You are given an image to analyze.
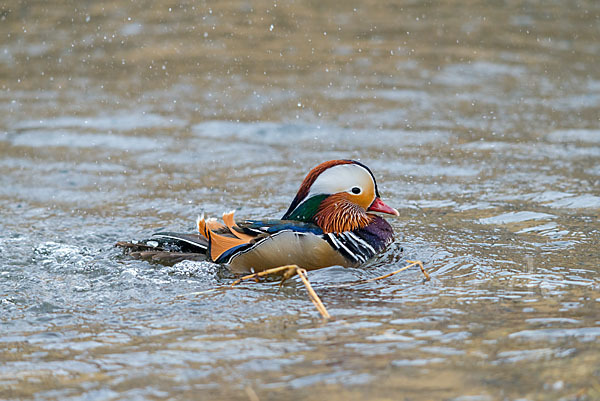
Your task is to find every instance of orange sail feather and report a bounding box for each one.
[197,212,253,262]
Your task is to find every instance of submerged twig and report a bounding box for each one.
[175,287,227,298]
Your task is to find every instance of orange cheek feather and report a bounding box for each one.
[313,193,372,233]
[356,186,375,209]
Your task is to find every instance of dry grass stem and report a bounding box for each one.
[244,385,260,401]
[321,260,430,289]
[231,265,298,286]
[225,261,429,319]
[365,260,430,283]
[295,267,331,319]
[231,264,330,319]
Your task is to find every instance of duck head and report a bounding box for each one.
[282,160,399,233]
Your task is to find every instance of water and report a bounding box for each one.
[1,1,600,400]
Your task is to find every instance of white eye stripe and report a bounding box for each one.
[308,164,373,198]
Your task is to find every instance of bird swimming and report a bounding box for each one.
[117,159,400,274]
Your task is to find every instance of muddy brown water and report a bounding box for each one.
[1,1,599,400]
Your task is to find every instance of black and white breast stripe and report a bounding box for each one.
[325,232,377,264]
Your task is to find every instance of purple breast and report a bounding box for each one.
[355,215,394,252]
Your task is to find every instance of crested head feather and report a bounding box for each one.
[282,159,396,234]
[283,160,354,219]
[283,160,380,220]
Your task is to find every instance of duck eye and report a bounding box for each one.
[351,187,361,194]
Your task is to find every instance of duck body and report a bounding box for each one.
[210,216,393,273]
[119,160,399,273]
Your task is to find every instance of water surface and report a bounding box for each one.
[1,1,599,400]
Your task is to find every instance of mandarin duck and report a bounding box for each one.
[118,160,400,273]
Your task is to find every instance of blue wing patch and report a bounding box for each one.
[241,220,323,235]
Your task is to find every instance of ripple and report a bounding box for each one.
[516,222,558,234]
[392,357,446,366]
[192,121,453,148]
[478,211,554,225]
[525,318,581,325]
[509,327,600,342]
[13,113,186,131]
[546,129,600,143]
[287,370,373,388]
[7,130,166,151]
[545,194,600,209]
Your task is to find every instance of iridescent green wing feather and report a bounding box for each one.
[282,194,328,222]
